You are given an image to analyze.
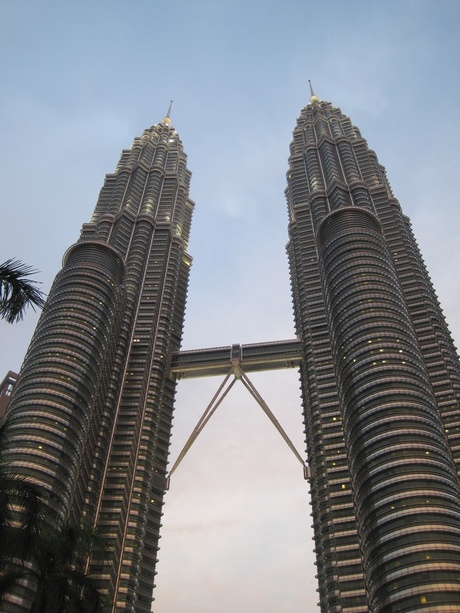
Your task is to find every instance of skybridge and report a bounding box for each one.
[170,338,302,379]
[167,338,309,485]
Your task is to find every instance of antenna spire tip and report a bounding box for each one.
[308,80,319,103]
[162,100,173,125]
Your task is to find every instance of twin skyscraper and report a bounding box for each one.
[5,93,460,612]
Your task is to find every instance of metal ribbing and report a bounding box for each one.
[83,123,194,612]
[318,207,460,612]
[6,243,125,520]
[288,106,370,611]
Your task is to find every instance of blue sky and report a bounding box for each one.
[1,1,460,611]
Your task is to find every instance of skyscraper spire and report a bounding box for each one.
[308,79,319,102]
[162,99,173,125]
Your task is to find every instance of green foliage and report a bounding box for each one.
[0,258,45,323]
[0,420,43,567]
[1,520,112,612]
[0,421,111,612]
[26,520,112,613]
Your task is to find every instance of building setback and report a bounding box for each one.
[4,90,460,613]
[286,91,460,611]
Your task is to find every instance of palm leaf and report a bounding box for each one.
[0,258,45,323]
[0,569,26,598]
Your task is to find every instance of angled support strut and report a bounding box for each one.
[165,361,310,489]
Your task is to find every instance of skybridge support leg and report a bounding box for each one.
[166,368,237,486]
[165,362,309,489]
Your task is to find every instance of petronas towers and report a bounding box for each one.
[5,91,460,612]
[287,92,460,611]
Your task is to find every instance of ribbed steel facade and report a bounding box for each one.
[5,116,194,611]
[286,96,460,612]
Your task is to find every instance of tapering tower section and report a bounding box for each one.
[286,92,460,612]
[5,112,194,612]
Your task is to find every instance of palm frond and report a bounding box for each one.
[0,569,25,598]
[0,419,44,566]
[0,258,46,323]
